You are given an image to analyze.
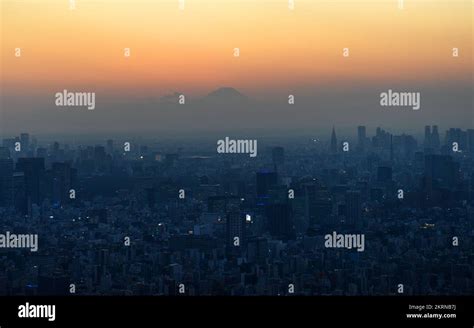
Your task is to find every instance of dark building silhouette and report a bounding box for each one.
[357,126,366,152]
[303,181,332,227]
[330,126,338,153]
[445,128,468,151]
[13,172,27,214]
[372,127,391,148]
[51,162,75,206]
[20,133,30,154]
[0,158,14,207]
[266,202,294,240]
[38,274,69,295]
[424,125,432,149]
[424,155,459,189]
[226,208,246,250]
[0,147,10,159]
[247,237,268,264]
[15,157,45,207]
[345,191,361,226]
[256,171,277,198]
[393,134,417,158]
[431,125,440,150]
[468,129,474,153]
[106,139,114,154]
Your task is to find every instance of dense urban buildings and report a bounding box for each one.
[0,126,472,296]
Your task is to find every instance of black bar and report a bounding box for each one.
[0,296,472,327]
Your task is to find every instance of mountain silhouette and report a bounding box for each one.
[202,87,248,104]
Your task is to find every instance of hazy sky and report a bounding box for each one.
[1,0,472,136]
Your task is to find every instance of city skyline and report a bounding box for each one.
[1,0,472,325]
[0,123,472,296]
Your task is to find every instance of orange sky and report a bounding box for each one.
[1,0,472,97]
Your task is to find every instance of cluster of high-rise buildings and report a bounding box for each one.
[0,126,472,295]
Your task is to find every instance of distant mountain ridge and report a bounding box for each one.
[203,87,248,104]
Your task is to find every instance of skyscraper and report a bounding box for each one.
[51,162,74,206]
[330,126,338,153]
[345,191,361,226]
[265,202,294,240]
[226,208,246,250]
[0,147,10,159]
[16,158,45,206]
[106,139,114,154]
[424,125,432,149]
[0,159,14,207]
[357,126,366,152]
[431,125,440,150]
[13,172,27,214]
[303,181,332,227]
[468,129,474,153]
[424,154,459,189]
[256,171,277,198]
[20,133,30,154]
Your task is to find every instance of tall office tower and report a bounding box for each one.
[247,237,268,264]
[431,126,440,150]
[256,170,278,198]
[2,138,16,152]
[226,208,246,249]
[357,126,366,152]
[424,154,459,189]
[38,274,69,295]
[0,159,14,207]
[445,128,455,146]
[94,146,107,172]
[303,181,332,227]
[460,129,468,151]
[345,191,361,226]
[31,137,38,152]
[445,128,467,151]
[330,126,338,153]
[106,139,114,154]
[468,129,474,153]
[271,146,285,167]
[20,133,30,153]
[0,147,10,159]
[372,127,391,149]
[313,188,332,226]
[265,202,294,240]
[13,172,27,214]
[15,158,45,206]
[52,142,60,156]
[303,182,317,226]
[390,134,393,162]
[51,162,73,206]
[424,126,432,149]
